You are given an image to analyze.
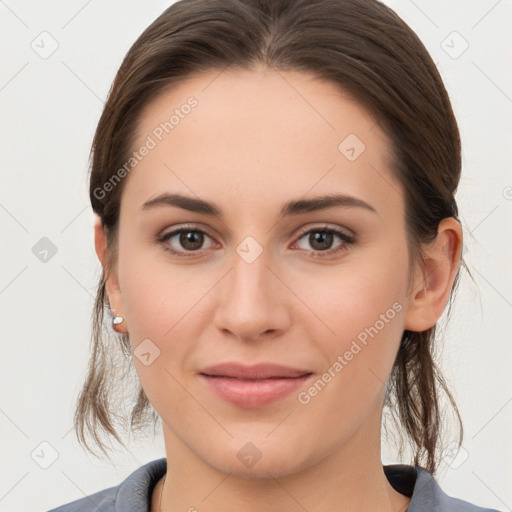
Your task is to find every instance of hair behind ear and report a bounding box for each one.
[384,328,463,474]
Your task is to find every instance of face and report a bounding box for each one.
[106,65,416,478]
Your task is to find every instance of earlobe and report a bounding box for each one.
[404,218,462,332]
[93,216,127,331]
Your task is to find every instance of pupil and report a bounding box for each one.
[180,231,203,250]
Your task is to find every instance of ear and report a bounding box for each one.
[404,217,462,332]
[94,215,127,331]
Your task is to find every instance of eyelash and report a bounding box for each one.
[156,224,355,259]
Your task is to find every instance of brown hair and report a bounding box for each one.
[77,0,467,474]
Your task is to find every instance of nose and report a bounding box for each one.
[213,245,292,342]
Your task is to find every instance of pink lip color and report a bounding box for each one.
[199,374,313,408]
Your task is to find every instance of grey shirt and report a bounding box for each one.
[46,458,501,511]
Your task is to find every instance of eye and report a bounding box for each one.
[158,226,216,257]
[293,226,355,256]
[157,224,355,258]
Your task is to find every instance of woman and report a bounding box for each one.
[47,0,502,510]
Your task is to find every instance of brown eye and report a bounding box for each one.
[294,227,355,256]
[159,227,216,256]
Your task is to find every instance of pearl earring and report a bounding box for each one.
[111,309,127,333]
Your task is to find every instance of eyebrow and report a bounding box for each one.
[141,192,377,218]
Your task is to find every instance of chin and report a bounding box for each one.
[201,435,313,480]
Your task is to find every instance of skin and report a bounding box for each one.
[94,64,462,512]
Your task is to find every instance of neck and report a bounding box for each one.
[154,416,411,512]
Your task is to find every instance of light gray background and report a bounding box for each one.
[1,1,511,511]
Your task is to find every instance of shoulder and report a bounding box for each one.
[46,485,117,512]
[384,464,503,512]
[45,458,167,512]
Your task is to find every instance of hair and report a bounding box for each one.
[76,0,469,474]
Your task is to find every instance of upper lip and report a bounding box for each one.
[199,362,312,379]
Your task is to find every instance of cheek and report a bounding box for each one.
[292,251,408,352]
[116,238,219,407]
[118,232,204,339]
[293,245,408,409]
[294,285,406,448]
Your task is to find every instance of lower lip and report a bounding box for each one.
[199,374,313,408]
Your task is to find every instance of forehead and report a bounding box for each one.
[122,66,403,219]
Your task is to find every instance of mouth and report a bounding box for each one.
[198,362,314,408]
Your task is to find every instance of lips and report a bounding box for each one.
[199,362,312,379]
[198,362,314,408]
